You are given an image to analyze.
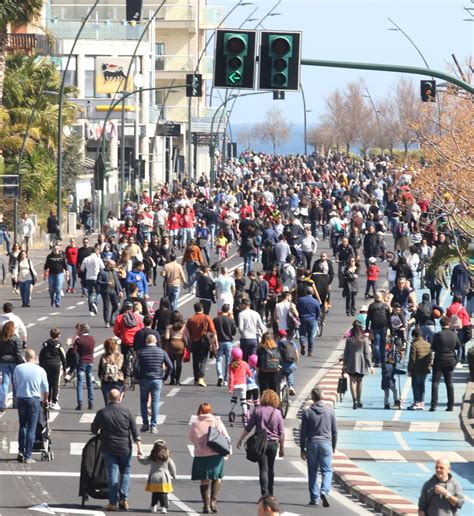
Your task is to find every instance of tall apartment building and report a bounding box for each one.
[43,0,222,210]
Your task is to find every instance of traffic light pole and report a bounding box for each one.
[300,59,474,94]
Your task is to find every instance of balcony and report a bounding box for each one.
[5,33,57,55]
[47,19,143,41]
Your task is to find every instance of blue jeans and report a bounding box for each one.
[216,341,233,382]
[306,441,333,503]
[103,451,132,504]
[167,286,180,312]
[299,319,318,354]
[86,279,100,311]
[0,362,17,408]
[281,362,297,388]
[0,231,11,254]
[140,378,162,427]
[243,255,254,275]
[67,264,77,289]
[17,397,41,459]
[411,373,428,403]
[372,328,387,364]
[185,261,199,287]
[19,280,32,306]
[101,383,123,405]
[76,363,94,406]
[48,272,64,306]
[208,224,216,246]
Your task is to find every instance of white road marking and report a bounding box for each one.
[409,421,440,432]
[66,306,75,310]
[392,376,412,422]
[166,387,180,397]
[425,451,468,463]
[366,450,406,462]
[169,493,199,515]
[76,301,85,305]
[79,411,164,424]
[50,312,60,316]
[394,431,410,451]
[181,377,194,385]
[28,503,105,515]
[27,323,36,328]
[354,420,383,432]
[37,317,48,322]
[135,414,166,425]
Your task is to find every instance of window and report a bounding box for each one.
[155,42,165,71]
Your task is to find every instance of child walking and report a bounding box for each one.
[365,257,380,298]
[228,347,252,425]
[138,439,176,514]
[381,357,402,410]
[245,354,260,418]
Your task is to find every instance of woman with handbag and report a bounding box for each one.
[343,321,374,409]
[13,249,37,307]
[164,311,188,386]
[97,338,124,404]
[189,402,230,513]
[236,389,285,497]
[0,321,24,416]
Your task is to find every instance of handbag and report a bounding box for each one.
[183,346,190,363]
[28,260,36,286]
[245,408,275,463]
[337,373,348,401]
[287,306,300,330]
[207,420,231,456]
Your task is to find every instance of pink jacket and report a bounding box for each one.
[189,414,230,457]
[228,360,252,392]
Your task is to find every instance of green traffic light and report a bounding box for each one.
[227,71,242,85]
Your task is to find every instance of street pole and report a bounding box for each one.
[363,88,383,153]
[301,83,308,155]
[57,0,100,237]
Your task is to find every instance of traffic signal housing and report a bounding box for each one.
[259,31,301,91]
[213,29,257,89]
[186,74,202,97]
[420,80,436,102]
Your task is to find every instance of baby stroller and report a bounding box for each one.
[33,405,53,461]
[79,435,109,507]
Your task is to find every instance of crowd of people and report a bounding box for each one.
[0,151,471,514]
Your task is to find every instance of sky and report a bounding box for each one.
[207,0,473,126]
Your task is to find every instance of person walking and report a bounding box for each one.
[133,315,161,352]
[365,292,392,367]
[77,237,94,296]
[113,301,145,367]
[342,256,359,317]
[238,298,267,362]
[65,238,78,293]
[236,389,285,497]
[0,302,28,349]
[182,239,203,291]
[418,459,465,515]
[343,321,374,410]
[97,338,124,404]
[97,260,123,328]
[186,302,217,387]
[13,349,49,463]
[19,212,35,253]
[299,386,337,507]
[215,267,236,313]
[189,402,230,514]
[195,265,215,315]
[163,312,187,386]
[13,250,37,307]
[296,285,320,357]
[214,303,237,387]
[407,328,432,410]
[43,243,68,308]
[81,243,105,317]
[91,388,143,511]
[429,316,460,412]
[137,334,173,433]
[73,323,95,411]
[38,328,66,411]
[257,334,282,394]
[161,254,187,311]
[138,439,177,514]
[0,321,24,416]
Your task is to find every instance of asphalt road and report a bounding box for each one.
[0,241,378,516]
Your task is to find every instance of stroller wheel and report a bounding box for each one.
[41,451,48,461]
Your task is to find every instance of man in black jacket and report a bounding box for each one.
[43,243,69,308]
[97,260,123,328]
[430,317,460,412]
[365,292,391,366]
[133,315,161,351]
[363,225,379,267]
[91,389,143,511]
[137,335,172,433]
[300,386,337,508]
[196,265,215,315]
[213,303,237,387]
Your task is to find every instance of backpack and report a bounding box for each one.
[281,264,292,282]
[397,222,409,237]
[279,340,296,363]
[122,311,138,328]
[102,360,121,383]
[259,347,280,371]
[449,306,463,330]
[417,302,433,324]
[286,306,300,330]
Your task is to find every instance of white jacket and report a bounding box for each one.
[81,253,105,280]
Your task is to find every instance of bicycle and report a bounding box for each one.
[279,375,290,419]
[318,304,326,337]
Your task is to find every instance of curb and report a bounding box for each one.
[316,361,419,516]
[460,381,474,445]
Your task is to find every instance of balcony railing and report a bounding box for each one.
[47,20,143,40]
[5,33,57,55]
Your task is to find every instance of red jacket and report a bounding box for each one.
[367,264,380,281]
[446,302,470,327]
[65,245,78,266]
[113,312,144,347]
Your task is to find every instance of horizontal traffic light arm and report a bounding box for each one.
[301,58,474,94]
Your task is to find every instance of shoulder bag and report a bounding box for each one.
[207,418,231,456]
[245,408,275,463]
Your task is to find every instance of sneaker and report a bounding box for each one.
[321,494,330,508]
[151,426,159,434]
[429,406,437,412]
[197,378,207,387]
[160,507,167,514]
[384,404,391,409]
[88,404,94,410]
[289,386,296,396]
[141,424,150,432]
[217,377,223,387]
[92,302,98,315]
[50,402,61,411]
[308,500,318,506]
[90,311,96,317]
[300,344,306,356]
[150,506,158,513]
[17,453,24,462]
[0,408,5,417]
[24,458,36,464]
[118,500,129,510]
[105,322,110,328]
[223,380,228,387]
[413,404,424,410]
[104,504,117,511]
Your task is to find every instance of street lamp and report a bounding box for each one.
[363,89,383,153]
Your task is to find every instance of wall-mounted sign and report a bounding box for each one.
[95,57,133,94]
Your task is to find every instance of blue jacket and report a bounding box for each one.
[296,295,321,321]
[138,345,172,380]
[126,270,148,297]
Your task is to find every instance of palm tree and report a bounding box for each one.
[0,0,43,106]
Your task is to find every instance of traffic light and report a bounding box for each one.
[213,29,256,89]
[420,80,436,102]
[126,0,142,21]
[259,31,301,91]
[186,74,202,97]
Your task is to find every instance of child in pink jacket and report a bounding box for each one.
[228,347,252,425]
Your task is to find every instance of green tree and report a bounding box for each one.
[0,0,43,106]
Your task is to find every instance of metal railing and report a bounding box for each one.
[5,33,57,55]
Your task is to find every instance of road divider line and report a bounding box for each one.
[169,494,199,515]
[181,377,194,385]
[166,387,180,397]
[37,316,48,322]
